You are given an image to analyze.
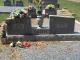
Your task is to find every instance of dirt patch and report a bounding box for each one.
[10,48,21,60]
[32,41,61,50]
[57,9,72,16]
[68,0,80,2]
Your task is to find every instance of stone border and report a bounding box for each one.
[6,34,80,41]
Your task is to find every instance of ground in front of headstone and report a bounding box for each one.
[0,41,80,60]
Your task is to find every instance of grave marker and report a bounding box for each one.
[6,16,32,35]
[41,0,58,9]
[15,1,24,6]
[4,0,12,6]
[49,15,75,34]
[45,8,57,15]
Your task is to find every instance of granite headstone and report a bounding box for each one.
[6,16,32,35]
[15,1,24,6]
[41,0,58,9]
[4,0,12,6]
[49,15,75,34]
[45,8,57,15]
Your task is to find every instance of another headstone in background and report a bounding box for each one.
[49,15,75,34]
[45,8,57,15]
[15,1,24,6]
[4,0,12,6]
[42,0,58,4]
[41,0,58,9]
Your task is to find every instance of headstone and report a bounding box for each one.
[41,0,58,9]
[49,15,75,34]
[4,0,12,6]
[41,0,58,4]
[32,28,49,35]
[45,8,57,15]
[6,16,32,35]
[15,1,24,6]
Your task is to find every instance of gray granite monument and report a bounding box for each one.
[6,16,32,35]
[41,0,58,9]
[45,8,57,15]
[4,0,12,6]
[15,1,24,6]
[49,15,75,34]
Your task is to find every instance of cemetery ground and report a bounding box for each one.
[0,0,80,60]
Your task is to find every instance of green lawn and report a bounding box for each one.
[0,0,3,6]
[0,0,80,22]
[0,13,9,22]
[0,0,9,22]
[59,0,80,20]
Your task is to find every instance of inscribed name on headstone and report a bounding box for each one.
[32,28,49,35]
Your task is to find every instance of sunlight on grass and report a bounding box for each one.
[0,13,9,22]
[59,0,80,20]
[0,0,3,6]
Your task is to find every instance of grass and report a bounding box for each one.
[0,0,9,22]
[0,13,9,22]
[59,0,80,20]
[0,13,9,23]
